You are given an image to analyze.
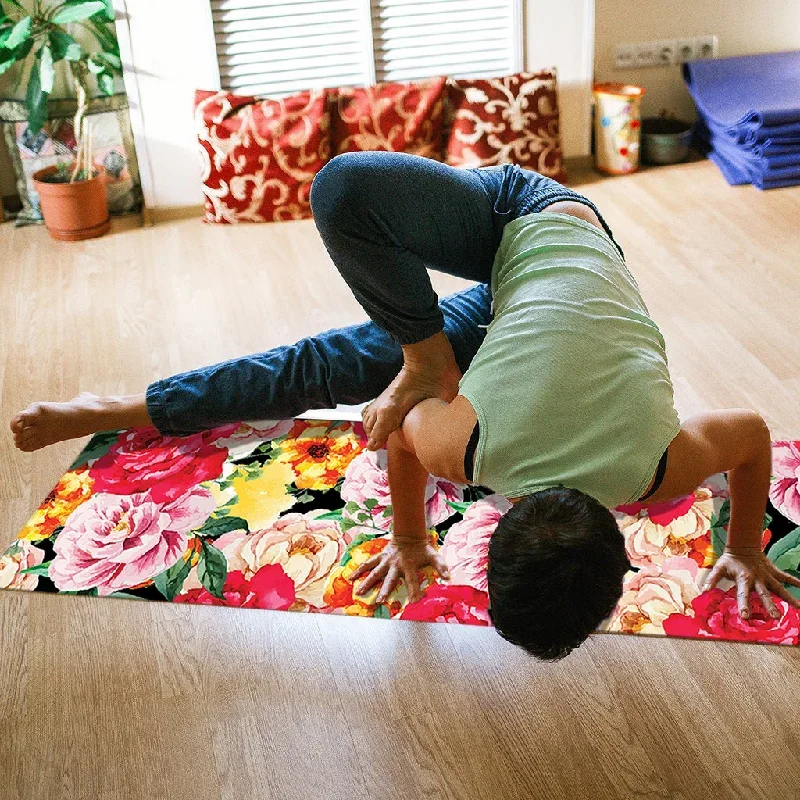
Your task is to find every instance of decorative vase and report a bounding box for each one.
[31,165,110,241]
[592,83,645,175]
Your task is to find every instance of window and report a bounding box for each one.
[211,0,523,96]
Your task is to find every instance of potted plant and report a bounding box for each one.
[0,0,123,239]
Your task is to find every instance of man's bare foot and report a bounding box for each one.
[10,392,151,452]
[362,332,462,451]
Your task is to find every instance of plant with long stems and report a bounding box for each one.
[0,0,122,177]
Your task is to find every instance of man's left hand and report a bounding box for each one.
[704,548,800,619]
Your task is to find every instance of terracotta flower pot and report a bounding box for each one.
[32,165,110,242]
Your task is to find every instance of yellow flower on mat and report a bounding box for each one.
[277,421,363,490]
[209,460,297,530]
[19,469,94,541]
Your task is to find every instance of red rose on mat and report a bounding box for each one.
[90,425,237,503]
[175,565,296,610]
[400,584,491,626]
[663,587,800,645]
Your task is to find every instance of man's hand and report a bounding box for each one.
[361,331,461,451]
[351,538,451,604]
[704,548,800,619]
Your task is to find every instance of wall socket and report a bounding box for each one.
[615,34,718,68]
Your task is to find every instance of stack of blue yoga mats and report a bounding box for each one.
[683,50,800,189]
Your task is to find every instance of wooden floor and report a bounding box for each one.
[1,158,799,800]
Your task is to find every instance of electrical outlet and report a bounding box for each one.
[615,43,636,69]
[676,38,696,62]
[634,41,658,68]
[655,39,677,66]
[695,34,718,59]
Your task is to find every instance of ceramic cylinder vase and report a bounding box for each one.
[593,84,645,175]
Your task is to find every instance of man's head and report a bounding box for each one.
[486,486,630,660]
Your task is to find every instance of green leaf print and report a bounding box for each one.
[153,555,193,601]
[198,541,228,600]
[17,561,53,577]
[194,515,249,539]
[446,500,472,515]
[314,510,344,521]
[767,527,800,573]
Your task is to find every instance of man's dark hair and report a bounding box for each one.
[487,486,631,661]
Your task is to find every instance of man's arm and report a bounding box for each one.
[387,427,430,545]
[654,409,800,617]
[351,417,453,603]
[655,409,771,548]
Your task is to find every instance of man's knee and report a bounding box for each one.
[310,152,378,230]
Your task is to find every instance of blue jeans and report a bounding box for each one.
[146,153,619,435]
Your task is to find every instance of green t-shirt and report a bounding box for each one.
[458,212,681,508]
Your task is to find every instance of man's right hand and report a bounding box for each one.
[351,537,451,604]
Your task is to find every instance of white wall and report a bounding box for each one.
[527,0,595,159]
[594,0,800,122]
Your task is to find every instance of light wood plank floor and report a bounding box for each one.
[1,158,799,800]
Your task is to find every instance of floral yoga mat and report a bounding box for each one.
[2,419,800,646]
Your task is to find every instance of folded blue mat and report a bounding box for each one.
[742,121,800,145]
[708,147,800,189]
[696,119,800,168]
[683,50,800,132]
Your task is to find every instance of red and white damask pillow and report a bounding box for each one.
[444,69,566,181]
[330,76,447,159]
[195,89,330,223]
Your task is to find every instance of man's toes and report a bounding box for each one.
[18,404,44,426]
[10,415,24,434]
[19,437,41,452]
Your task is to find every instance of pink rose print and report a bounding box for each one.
[90,425,237,503]
[663,587,800,645]
[400,584,491,626]
[606,556,700,635]
[175,564,296,609]
[211,511,353,608]
[439,495,512,592]
[616,488,714,568]
[341,449,463,530]
[49,485,215,596]
[0,540,47,591]
[769,440,800,525]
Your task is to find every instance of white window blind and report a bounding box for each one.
[211,0,374,96]
[371,0,521,83]
[212,0,522,96]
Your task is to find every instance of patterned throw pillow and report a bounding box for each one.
[444,70,566,181]
[330,76,447,159]
[195,89,330,223]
